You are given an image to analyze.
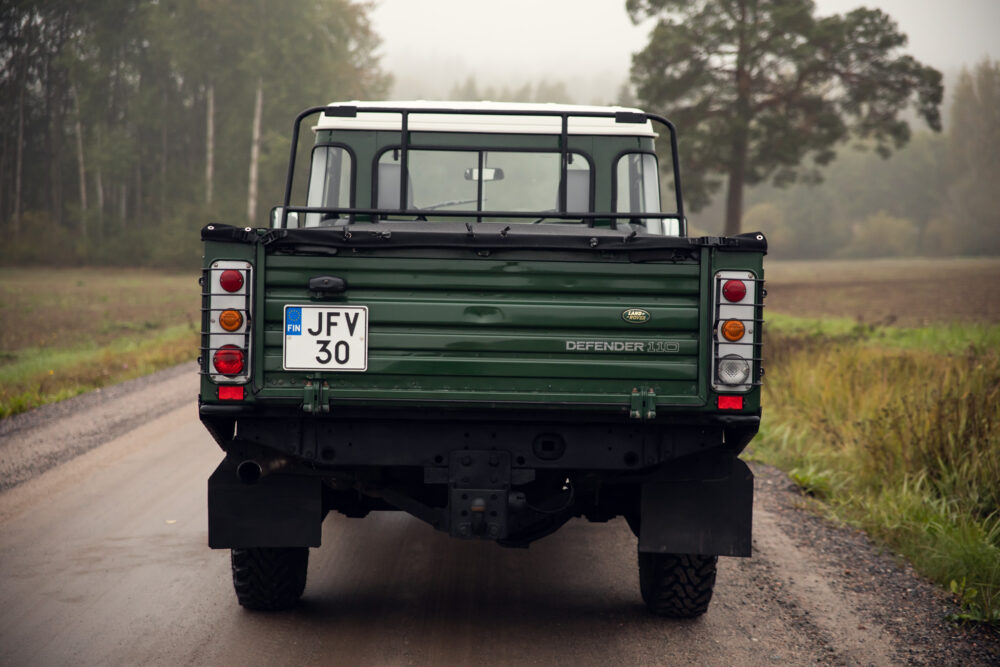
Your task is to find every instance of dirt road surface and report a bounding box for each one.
[0,367,995,665]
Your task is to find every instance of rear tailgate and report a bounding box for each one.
[257,253,707,413]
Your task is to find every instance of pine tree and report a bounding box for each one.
[627,0,943,235]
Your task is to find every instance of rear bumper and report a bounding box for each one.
[199,401,759,471]
[203,404,758,553]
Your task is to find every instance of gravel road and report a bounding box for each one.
[0,366,996,665]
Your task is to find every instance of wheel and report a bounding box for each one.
[638,551,717,618]
[231,547,308,610]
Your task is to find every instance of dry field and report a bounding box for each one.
[0,267,199,417]
[3,258,998,353]
[764,257,1000,326]
[0,267,198,358]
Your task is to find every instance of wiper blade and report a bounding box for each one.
[421,198,482,211]
[531,217,585,225]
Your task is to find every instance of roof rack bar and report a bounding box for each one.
[281,106,328,222]
[281,204,683,221]
[559,114,568,217]
[476,151,484,223]
[399,110,410,223]
[659,112,686,230]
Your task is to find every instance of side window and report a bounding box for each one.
[304,146,352,227]
[615,153,677,235]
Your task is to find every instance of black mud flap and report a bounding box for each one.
[208,461,322,548]
[638,457,753,557]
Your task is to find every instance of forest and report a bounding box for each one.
[0,0,389,267]
[731,60,1000,260]
[0,1,997,267]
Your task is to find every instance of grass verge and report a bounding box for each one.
[751,315,1000,624]
[0,324,198,419]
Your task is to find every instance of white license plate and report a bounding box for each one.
[282,305,368,371]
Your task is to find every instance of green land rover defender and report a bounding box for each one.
[199,102,766,616]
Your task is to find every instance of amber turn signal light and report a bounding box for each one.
[219,309,244,331]
[721,319,746,341]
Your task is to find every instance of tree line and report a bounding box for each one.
[626,0,997,257]
[0,0,389,267]
[2,0,995,266]
[448,77,574,105]
[627,0,943,238]
[694,59,1000,258]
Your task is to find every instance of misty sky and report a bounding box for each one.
[371,0,1000,103]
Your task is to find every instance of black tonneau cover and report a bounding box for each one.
[201,223,767,259]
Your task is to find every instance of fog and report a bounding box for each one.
[372,0,1000,102]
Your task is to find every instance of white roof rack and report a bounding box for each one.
[313,100,657,137]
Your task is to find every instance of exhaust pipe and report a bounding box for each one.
[236,457,288,485]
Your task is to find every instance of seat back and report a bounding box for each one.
[377,163,413,210]
[564,170,590,213]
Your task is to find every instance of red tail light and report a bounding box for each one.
[219,269,244,292]
[213,345,245,375]
[722,279,746,302]
[718,395,743,410]
[218,385,244,400]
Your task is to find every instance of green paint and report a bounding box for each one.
[200,121,765,416]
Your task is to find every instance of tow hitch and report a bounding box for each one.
[449,450,511,539]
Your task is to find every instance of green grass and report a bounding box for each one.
[767,312,1000,353]
[751,319,1000,624]
[0,324,198,418]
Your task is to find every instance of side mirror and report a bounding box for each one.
[464,167,504,182]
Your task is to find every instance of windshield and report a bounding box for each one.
[376,149,591,221]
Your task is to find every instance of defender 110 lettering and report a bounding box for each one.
[198,102,766,617]
[564,340,681,353]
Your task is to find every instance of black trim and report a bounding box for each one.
[559,115,569,214]
[200,401,760,427]
[476,151,484,223]
[692,231,768,253]
[201,224,256,243]
[400,113,409,215]
[201,223,766,256]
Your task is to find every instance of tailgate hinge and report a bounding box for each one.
[302,377,330,413]
[629,386,657,421]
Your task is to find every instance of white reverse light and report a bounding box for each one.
[717,354,751,385]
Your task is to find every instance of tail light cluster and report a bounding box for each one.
[202,261,253,387]
[712,271,762,399]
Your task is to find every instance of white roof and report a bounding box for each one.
[313,100,657,137]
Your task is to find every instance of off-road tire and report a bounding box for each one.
[231,547,308,610]
[638,551,717,618]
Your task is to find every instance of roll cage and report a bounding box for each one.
[276,105,686,234]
